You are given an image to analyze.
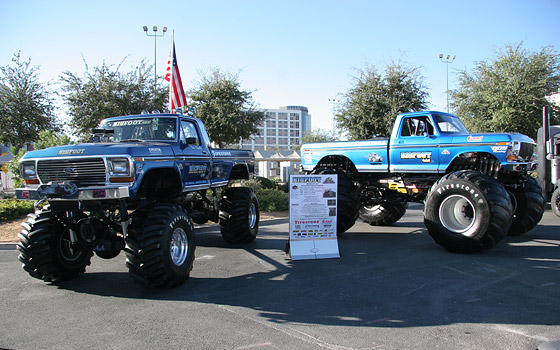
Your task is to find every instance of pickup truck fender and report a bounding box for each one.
[444,151,501,177]
[136,165,182,199]
[308,154,359,177]
[229,162,252,180]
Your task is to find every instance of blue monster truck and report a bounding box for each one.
[15,112,259,287]
[301,111,545,253]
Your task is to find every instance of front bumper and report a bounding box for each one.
[16,182,130,201]
[502,161,537,173]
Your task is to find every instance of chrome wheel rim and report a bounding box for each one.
[439,194,476,236]
[248,202,257,229]
[170,228,189,266]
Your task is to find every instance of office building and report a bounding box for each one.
[240,106,311,151]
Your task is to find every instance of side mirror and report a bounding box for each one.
[182,137,198,146]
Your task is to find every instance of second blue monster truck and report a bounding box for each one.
[301,111,545,253]
[15,112,259,287]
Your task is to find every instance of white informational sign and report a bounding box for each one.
[289,174,340,260]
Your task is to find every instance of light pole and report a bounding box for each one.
[143,26,167,97]
[439,54,456,112]
[328,98,336,137]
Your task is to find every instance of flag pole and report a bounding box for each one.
[168,30,174,112]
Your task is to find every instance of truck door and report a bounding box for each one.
[179,119,211,190]
[389,115,440,173]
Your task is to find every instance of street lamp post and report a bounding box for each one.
[439,54,456,113]
[328,98,336,137]
[143,26,167,97]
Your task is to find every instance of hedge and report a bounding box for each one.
[256,188,289,212]
[0,200,35,222]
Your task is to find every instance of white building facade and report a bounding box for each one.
[240,106,311,151]
[0,144,16,192]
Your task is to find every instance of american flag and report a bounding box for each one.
[164,32,186,111]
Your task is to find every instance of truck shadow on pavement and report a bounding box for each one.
[54,212,560,330]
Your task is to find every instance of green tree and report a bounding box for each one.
[6,130,71,187]
[293,129,337,150]
[451,43,560,139]
[59,59,168,137]
[0,52,57,152]
[188,68,265,148]
[336,61,429,140]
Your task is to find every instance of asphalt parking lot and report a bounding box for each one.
[1,204,559,350]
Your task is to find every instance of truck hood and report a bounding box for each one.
[21,142,176,160]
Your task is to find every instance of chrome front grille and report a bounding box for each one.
[37,158,107,186]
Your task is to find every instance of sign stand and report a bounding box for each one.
[288,174,340,260]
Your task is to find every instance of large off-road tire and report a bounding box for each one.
[507,176,545,235]
[552,187,560,218]
[311,168,360,236]
[17,208,93,282]
[424,170,513,253]
[359,202,408,226]
[125,203,196,288]
[219,187,260,243]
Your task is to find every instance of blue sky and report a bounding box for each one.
[1,0,559,134]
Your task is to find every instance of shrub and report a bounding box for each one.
[256,188,289,212]
[238,176,277,191]
[256,176,276,189]
[0,200,34,221]
[275,181,289,193]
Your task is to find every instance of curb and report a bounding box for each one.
[0,243,17,251]
[0,217,290,251]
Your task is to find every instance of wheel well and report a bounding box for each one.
[446,152,501,178]
[229,164,250,180]
[138,168,182,199]
[314,155,358,177]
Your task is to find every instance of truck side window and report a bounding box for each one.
[401,117,434,137]
[180,120,200,145]
[401,119,413,136]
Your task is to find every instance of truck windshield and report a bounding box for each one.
[98,117,177,142]
[433,114,469,134]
